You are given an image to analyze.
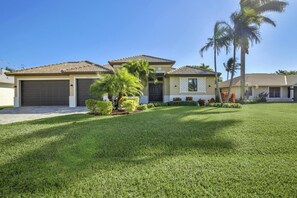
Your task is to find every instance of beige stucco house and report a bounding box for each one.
[220,73,297,102]
[6,55,217,107]
[0,69,14,106]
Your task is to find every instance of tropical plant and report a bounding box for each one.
[223,58,239,80]
[235,0,288,99]
[90,68,143,109]
[200,21,231,103]
[122,60,156,86]
[276,70,297,75]
[196,63,214,71]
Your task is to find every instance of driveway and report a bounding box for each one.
[0,106,88,124]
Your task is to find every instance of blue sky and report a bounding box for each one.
[0,0,296,80]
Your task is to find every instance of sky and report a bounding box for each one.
[0,0,296,80]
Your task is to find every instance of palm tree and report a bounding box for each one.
[236,0,288,99]
[122,60,156,86]
[198,63,213,71]
[90,68,143,109]
[224,58,240,80]
[200,21,231,103]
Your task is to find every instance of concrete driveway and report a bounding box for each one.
[0,106,88,124]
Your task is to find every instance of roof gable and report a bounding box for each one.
[167,66,217,76]
[108,55,176,65]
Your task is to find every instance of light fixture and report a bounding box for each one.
[174,85,177,88]
[70,84,73,87]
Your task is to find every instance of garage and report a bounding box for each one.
[21,80,69,106]
[76,79,96,106]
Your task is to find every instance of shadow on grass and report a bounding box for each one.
[0,107,241,196]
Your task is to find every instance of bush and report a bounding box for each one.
[240,100,257,104]
[208,98,216,104]
[97,101,113,115]
[147,103,155,108]
[137,104,148,111]
[153,102,168,107]
[198,99,206,106]
[186,97,193,101]
[85,99,99,114]
[208,102,242,108]
[122,100,138,112]
[256,92,268,102]
[167,101,197,106]
[119,97,139,107]
[173,97,182,101]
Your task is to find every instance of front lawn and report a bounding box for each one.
[1,104,297,197]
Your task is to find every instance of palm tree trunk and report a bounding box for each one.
[227,72,229,81]
[214,45,223,103]
[240,47,246,100]
[227,40,236,101]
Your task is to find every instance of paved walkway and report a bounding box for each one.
[0,106,88,124]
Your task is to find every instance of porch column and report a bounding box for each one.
[290,86,294,100]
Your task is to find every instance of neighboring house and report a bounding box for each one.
[220,73,297,102]
[0,69,14,106]
[6,55,216,107]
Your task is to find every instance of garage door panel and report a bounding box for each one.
[77,79,96,106]
[21,80,69,106]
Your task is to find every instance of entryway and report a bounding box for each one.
[294,87,297,101]
[149,83,163,102]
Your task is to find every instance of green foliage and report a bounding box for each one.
[122,60,156,86]
[173,97,182,101]
[209,102,242,108]
[167,101,198,106]
[190,64,213,72]
[239,100,257,104]
[85,99,99,114]
[147,103,155,108]
[119,97,139,107]
[256,92,268,103]
[198,99,206,106]
[137,104,148,111]
[153,102,168,107]
[96,101,113,115]
[90,68,143,109]
[276,70,297,75]
[121,100,137,112]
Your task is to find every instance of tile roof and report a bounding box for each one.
[6,61,111,76]
[108,55,176,65]
[167,66,217,76]
[220,74,297,88]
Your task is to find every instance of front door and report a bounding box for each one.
[149,83,163,102]
[294,87,297,101]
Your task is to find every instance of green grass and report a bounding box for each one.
[1,104,297,197]
[0,106,13,110]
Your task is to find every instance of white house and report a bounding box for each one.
[0,69,14,106]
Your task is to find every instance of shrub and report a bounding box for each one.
[229,93,236,103]
[167,101,197,106]
[121,100,137,112]
[119,97,139,107]
[222,103,242,108]
[240,100,257,104]
[153,102,168,107]
[137,104,148,111]
[208,98,216,104]
[97,101,113,115]
[208,103,223,107]
[147,103,155,108]
[256,92,268,102]
[198,99,206,106]
[85,99,99,114]
[186,97,193,101]
[173,97,182,101]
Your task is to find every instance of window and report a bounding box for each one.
[188,78,198,92]
[269,87,280,98]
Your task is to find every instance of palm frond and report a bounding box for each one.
[257,1,288,13]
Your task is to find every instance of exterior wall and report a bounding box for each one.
[167,76,215,102]
[221,87,241,99]
[14,74,101,107]
[0,83,14,106]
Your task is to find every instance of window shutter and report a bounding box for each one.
[197,77,206,93]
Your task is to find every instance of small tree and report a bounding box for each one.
[90,68,143,110]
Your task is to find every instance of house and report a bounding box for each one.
[0,69,14,106]
[6,55,217,107]
[220,73,297,102]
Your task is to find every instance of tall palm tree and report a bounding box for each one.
[200,21,230,103]
[224,58,240,81]
[122,60,156,86]
[236,0,288,99]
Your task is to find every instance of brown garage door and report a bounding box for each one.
[21,80,69,106]
[77,79,96,106]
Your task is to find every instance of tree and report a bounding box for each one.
[276,70,297,75]
[90,68,143,109]
[236,0,288,99]
[4,66,15,72]
[122,60,156,86]
[223,58,240,80]
[200,21,231,103]
[197,63,214,71]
